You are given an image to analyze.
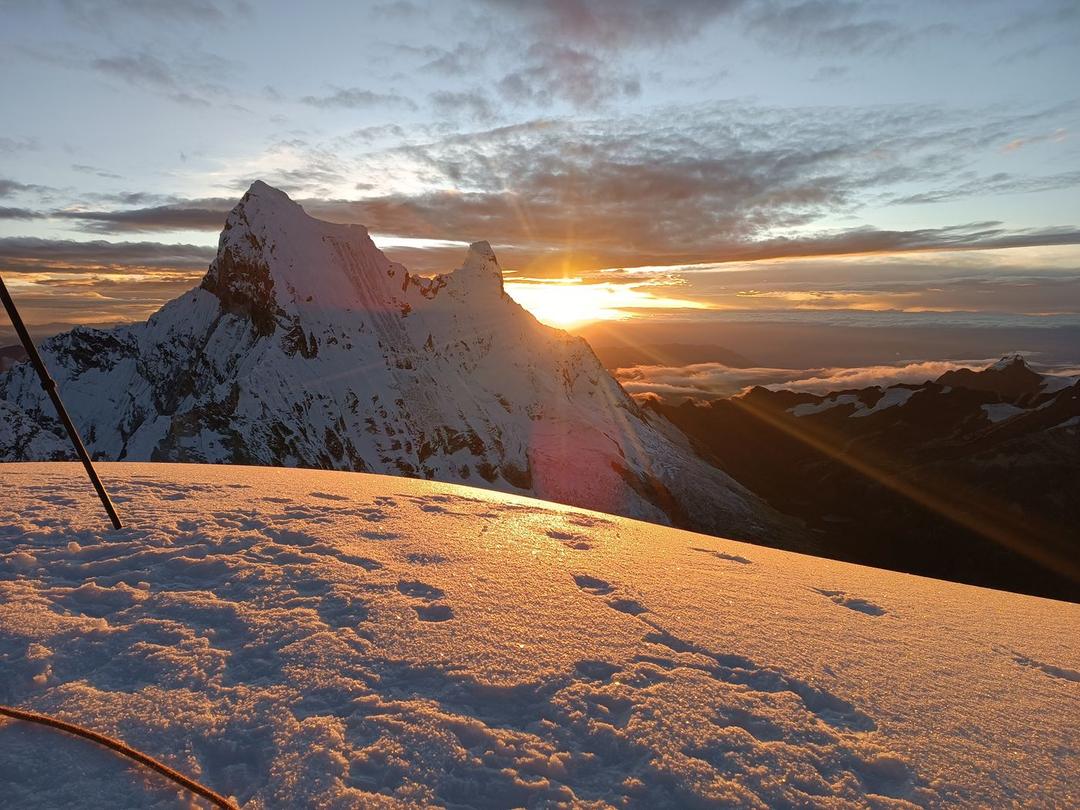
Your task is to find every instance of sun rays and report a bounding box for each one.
[504,277,709,328]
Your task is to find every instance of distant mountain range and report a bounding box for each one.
[0,181,786,544]
[648,354,1080,600]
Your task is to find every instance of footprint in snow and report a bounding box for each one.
[572,574,648,615]
[607,597,649,616]
[573,574,614,595]
[360,529,400,541]
[398,579,455,622]
[812,588,886,616]
[547,529,592,550]
[413,603,454,622]
[405,552,448,566]
[1010,652,1080,683]
[310,491,350,502]
[575,660,621,681]
[397,580,444,600]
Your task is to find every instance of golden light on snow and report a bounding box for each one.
[504,278,709,328]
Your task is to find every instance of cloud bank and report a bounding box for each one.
[615,359,999,401]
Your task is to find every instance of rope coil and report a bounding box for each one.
[0,704,238,809]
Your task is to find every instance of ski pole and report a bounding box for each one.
[0,274,122,530]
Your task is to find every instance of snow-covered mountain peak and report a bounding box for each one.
[452,239,505,294]
[201,181,402,332]
[0,182,786,542]
[462,240,498,271]
[245,178,303,210]
[991,352,1030,371]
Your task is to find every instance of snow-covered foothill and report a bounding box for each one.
[1,462,1077,808]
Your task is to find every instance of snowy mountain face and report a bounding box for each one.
[2,463,1077,808]
[649,355,1080,600]
[0,182,782,542]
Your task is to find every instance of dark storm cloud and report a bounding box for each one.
[0,237,215,273]
[300,87,418,111]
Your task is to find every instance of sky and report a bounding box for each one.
[1,0,1079,338]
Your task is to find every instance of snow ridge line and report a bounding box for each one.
[0,704,238,809]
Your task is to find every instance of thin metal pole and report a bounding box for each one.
[0,274,122,529]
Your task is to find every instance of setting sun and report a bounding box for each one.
[504,278,709,328]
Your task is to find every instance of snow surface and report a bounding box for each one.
[1,462,1078,809]
[1042,373,1080,393]
[850,387,915,419]
[789,394,862,417]
[981,403,1026,423]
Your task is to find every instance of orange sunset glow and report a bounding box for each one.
[1,2,1077,808]
[504,277,710,327]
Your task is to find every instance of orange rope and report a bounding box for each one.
[0,704,238,809]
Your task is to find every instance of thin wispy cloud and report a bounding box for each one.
[429,90,498,123]
[58,0,252,27]
[300,87,418,111]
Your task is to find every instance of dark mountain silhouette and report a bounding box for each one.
[648,355,1080,601]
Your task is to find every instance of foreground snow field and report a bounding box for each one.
[0,463,1077,808]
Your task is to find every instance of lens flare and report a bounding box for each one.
[505,278,708,328]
